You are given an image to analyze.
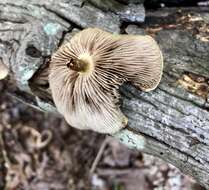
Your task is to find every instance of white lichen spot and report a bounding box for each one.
[113,129,145,150]
[43,23,61,36]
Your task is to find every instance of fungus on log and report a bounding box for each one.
[0,0,209,188]
[49,28,163,133]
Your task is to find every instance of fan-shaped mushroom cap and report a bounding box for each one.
[112,35,163,92]
[0,62,9,80]
[49,28,163,134]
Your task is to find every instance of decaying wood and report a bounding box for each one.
[0,0,209,188]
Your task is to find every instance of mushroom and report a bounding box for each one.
[49,28,163,134]
[0,62,9,80]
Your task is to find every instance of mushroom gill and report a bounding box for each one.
[49,28,163,134]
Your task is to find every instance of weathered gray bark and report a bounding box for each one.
[1,0,209,188]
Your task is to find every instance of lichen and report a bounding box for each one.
[43,23,61,36]
[113,129,146,150]
[28,5,42,18]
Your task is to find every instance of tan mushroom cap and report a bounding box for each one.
[49,28,163,134]
[112,35,163,92]
[0,62,9,80]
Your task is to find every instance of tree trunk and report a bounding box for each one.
[1,0,209,188]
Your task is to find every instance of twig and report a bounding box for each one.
[90,136,110,175]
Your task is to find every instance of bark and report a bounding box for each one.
[0,0,209,188]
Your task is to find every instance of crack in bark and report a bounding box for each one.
[159,87,209,117]
[127,126,209,170]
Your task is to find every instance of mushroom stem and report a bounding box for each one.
[68,53,94,74]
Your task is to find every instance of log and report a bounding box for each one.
[1,0,209,188]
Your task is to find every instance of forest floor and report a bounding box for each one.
[0,80,205,190]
